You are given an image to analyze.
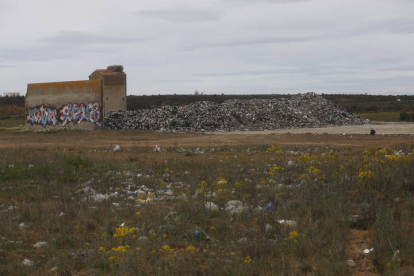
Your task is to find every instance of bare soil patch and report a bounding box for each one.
[1,123,413,150]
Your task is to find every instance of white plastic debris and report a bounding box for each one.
[138,236,148,242]
[277,220,297,226]
[287,161,295,167]
[51,267,58,271]
[205,202,219,211]
[59,212,65,217]
[19,222,26,229]
[237,238,248,245]
[154,145,161,152]
[86,194,109,202]
[113,145,121,152]
[254,206,263,214]
[363,248,374,254]
[28,164,34,169]
[346,259,356,267]
[112,202,120,207]
[265,224,272,232]
[23,259,35,266]
[225,200,245,215]
[34,242,47,248]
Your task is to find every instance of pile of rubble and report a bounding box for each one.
[105,93,369,132]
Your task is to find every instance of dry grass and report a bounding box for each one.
[1,131,414,275]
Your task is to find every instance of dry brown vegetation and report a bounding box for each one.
[1,129,414,275]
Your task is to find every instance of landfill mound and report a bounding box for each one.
[105,92,368,132]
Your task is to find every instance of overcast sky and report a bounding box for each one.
[1,0,414,95]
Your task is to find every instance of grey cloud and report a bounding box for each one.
[1,46,84,62]
[42,31,140,46]
[152,79,202,83]
[193,67,359,78]
[184,35,323,50]
[193,69,286,77]
[382,18,414,34]
[0,64,14,68]
[379,66,414,72]
[133,8,223,22]
[185,16,414,51]
[0,30,148,62]
[225,0,310,3]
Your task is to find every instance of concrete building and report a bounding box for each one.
[25,65,127,130]
[89,65,127,114]
[4,92,20,97]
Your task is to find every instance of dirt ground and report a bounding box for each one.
[1,123,413,150]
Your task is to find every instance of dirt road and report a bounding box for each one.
[211,122,414,135]
[1,122,413,150]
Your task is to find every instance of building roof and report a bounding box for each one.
[95,69,124,75]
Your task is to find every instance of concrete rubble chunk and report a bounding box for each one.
[104,93,368,132]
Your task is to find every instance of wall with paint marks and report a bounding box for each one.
[25,80,103,130]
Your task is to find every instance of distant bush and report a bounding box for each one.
[399,111,413,121]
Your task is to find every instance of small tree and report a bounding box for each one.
[194,91,199,96]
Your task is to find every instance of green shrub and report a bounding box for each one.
[399,111,412,121]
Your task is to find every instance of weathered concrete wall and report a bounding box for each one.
[25,80,103,131]
[89,72,127,114]
[103,74,127,114]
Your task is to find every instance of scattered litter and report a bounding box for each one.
[237,238,248,245]
[392,250,401,262]
[23,259,35,266]
[59,212,65,217]
[205,202,219,211]
[346,259,356,267]
[138,236,148,242]
[254,206,263,213]
[28,164,34,169]
[34,242,47,248]
[363,248,374,254]
[7,240,23,244]
[51,267,58,271]
[19,222,26,229]
[277,220,297,226]
[263,202,276,213]
[113,145,121,152]
[225,200,245,215]
[265,224,273,232]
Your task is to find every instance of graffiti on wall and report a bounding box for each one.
[26,105,59,127]
[26,102,102,127]
[60,102,102,127]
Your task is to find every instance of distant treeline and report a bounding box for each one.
[1,94,414,114]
